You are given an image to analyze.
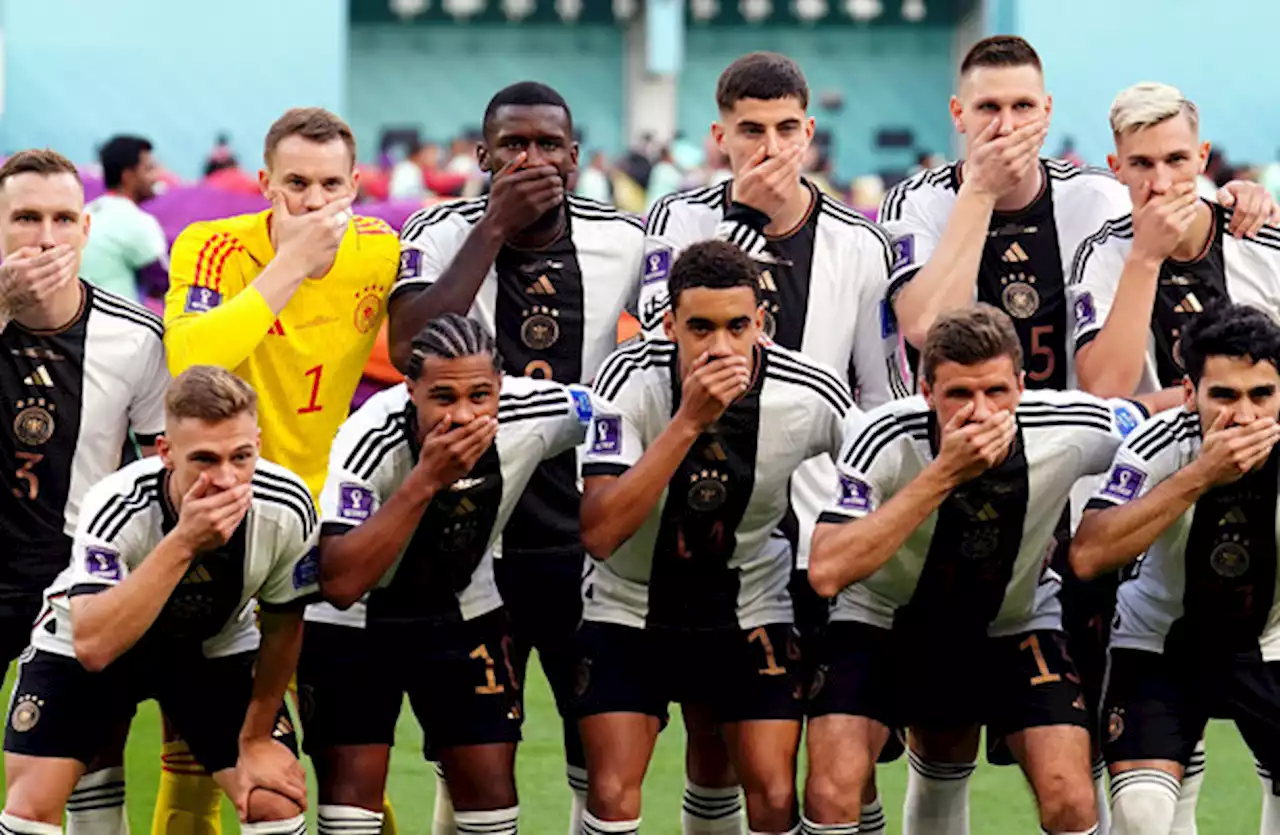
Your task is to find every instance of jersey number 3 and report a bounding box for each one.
[12,452,42,500]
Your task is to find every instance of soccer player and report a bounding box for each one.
[0,148,170,835]
[393,82,643,831]
[635,52,905,834]
[805,304,1152,835]
[163,107,400,835]
[879,37,1276,828]
[300,313,596,835]
[1071,82,1280,411]
[1,365,316,835]
[576,240,852,835]
[80,135,168,302]
[1069,303,1280,835]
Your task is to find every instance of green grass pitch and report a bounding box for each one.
[0,660,1265,833]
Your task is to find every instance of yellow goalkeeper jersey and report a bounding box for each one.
[164,210,399,500]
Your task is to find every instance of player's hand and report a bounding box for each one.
[675,352,751,432]
[270,191,354,277]
[414,414,498,494]
[0,245,78,318]
[934,402,1017,484]
[231,737,307,820]
[962,116,1048,200]
[731,145,805,221]
[172,473,253,554]
[1131,181,1199,263]
[1218,180,1280,239]
[1190,409,1280,487]
[484,152,565,238]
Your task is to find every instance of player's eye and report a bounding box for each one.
[470,391,491,403]
[539,139,561,150]
[288,178,306,188]
[13,213,37,222]
[323,180,343,190]
[434,394,457,405]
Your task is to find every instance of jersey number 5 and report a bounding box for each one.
[298,365,324,414]
[12,452,43,500]
[1028,326,1056,383]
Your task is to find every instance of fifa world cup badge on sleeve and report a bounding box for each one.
[591,415,621,455]
[293,547,320,590]
[1113,404,1140,437]
[338,483,373,521]
[398,249,422,281]
[570,388,594,425]
[838,474,873,513]
[891,235,914,273]
[1074,291,1097,329]
[643,249,671,285]
[1101,464,1146,502]
[85,546,123,581]
[184,286,221,314]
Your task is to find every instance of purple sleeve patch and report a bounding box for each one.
[398,248,423,281]
[838,474,874,512]
[1101,464,1146,502]
[591,415,621,454]
[338,483,373,521]
[1075,291,1097,329]
[292,547,320,590]
[643,249,672,285]
[183,285,221,314]
[891,234,915,272]
[84,546,122,581]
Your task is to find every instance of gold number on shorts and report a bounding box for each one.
[470,643,506,694]
[747,627,787,676]
[1019,633,1061,686]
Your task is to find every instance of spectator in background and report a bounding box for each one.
[80,135,168,302]
[387,140,437,200]
[645,145,682,211]
[576,150,613,204]
[202,155,260,196]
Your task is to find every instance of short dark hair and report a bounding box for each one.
[263,107,356,168]
[1181,302,1280,385]
[406,313,503,380]
[99,135,153,190]
[0,149,82,190]
[716,52,809,112]
[921,304,1024,384]
[959,35,1043,76]
[482,82,572,140]
[668,240,762,310]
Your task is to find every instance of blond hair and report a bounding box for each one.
[921,304,1023,384]
[166,366,258,423]
[263,107,356,168]
[1109,82,1199,138]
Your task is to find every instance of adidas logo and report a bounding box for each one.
[1221,507,1248,525]
[525,275,556,296]
[1001,243,1030,263]
[22,365,53,387]
[181,565,213,585]
[1173,293,1203,314]
[267,319,287,336]
[453,497,476,516]
[975,503,999,522]
[704,442,727,462]
[758,270,778,292]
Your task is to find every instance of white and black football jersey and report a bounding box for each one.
[1090,408,1280,660]
[822,391,1146,636]
[0,283,169,614]
[581,340,851,631]
[1069,204,1280,393]
[309,377,595,629]
[881,159,1131,389]
[33,456,319,660]
[637,180,907,568]
[396,196,643,562]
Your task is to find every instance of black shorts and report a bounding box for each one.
[4,648,297,772]
[1103,647,1280,791]
[1056,525,1119,728]
[0,607,40,688]
[297,608,522,755]
[572,620,804,724]
[808,622,1089,761]
[494,548,584,720]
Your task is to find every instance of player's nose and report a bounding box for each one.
[37,219,57,249]
[969,394,992,422]
[1151,168,1174,195]
[304,186,327,211]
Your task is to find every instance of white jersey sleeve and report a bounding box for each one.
[318,416,396,534]
[256,470,322,608]
[66,477,149,596]
[637,186,728,339]
[582,343,668,474]
[849,227,905,408]
[1087,408,1192,509]
[128,331,170,439]
[393,199,487,302]
[1068,215,1135,355]
[820,403,917,523]
[498,377,597,459]
[878,167,951,298]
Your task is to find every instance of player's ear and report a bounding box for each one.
[81,210,91,242]
[257,168,271,198]
[155,435,173,469]
[476,141,491,174]
[804,116,816,142]
[711,122,726,151]
[1183,376,1197,411]
[1197,141,1212,175]
[350,167,361,191]
[949,95,964,132]
[570,141,581,170]
[1044,93,1053,120]
[920,378,935,409]
[663,308,676,342]
[1107,152,1121,176]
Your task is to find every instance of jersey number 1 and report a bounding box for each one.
[298,365,324,414]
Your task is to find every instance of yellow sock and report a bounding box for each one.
[380,794,398,835]
[151,736,223,835]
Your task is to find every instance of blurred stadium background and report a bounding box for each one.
[0,0,1276,830]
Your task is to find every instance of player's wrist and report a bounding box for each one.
[406,465,444,502]
[162,527,202,561]
[669,410,709,441]
[476,209,515,243]
[1127,244,1166,271]
[958,178,1000,206]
